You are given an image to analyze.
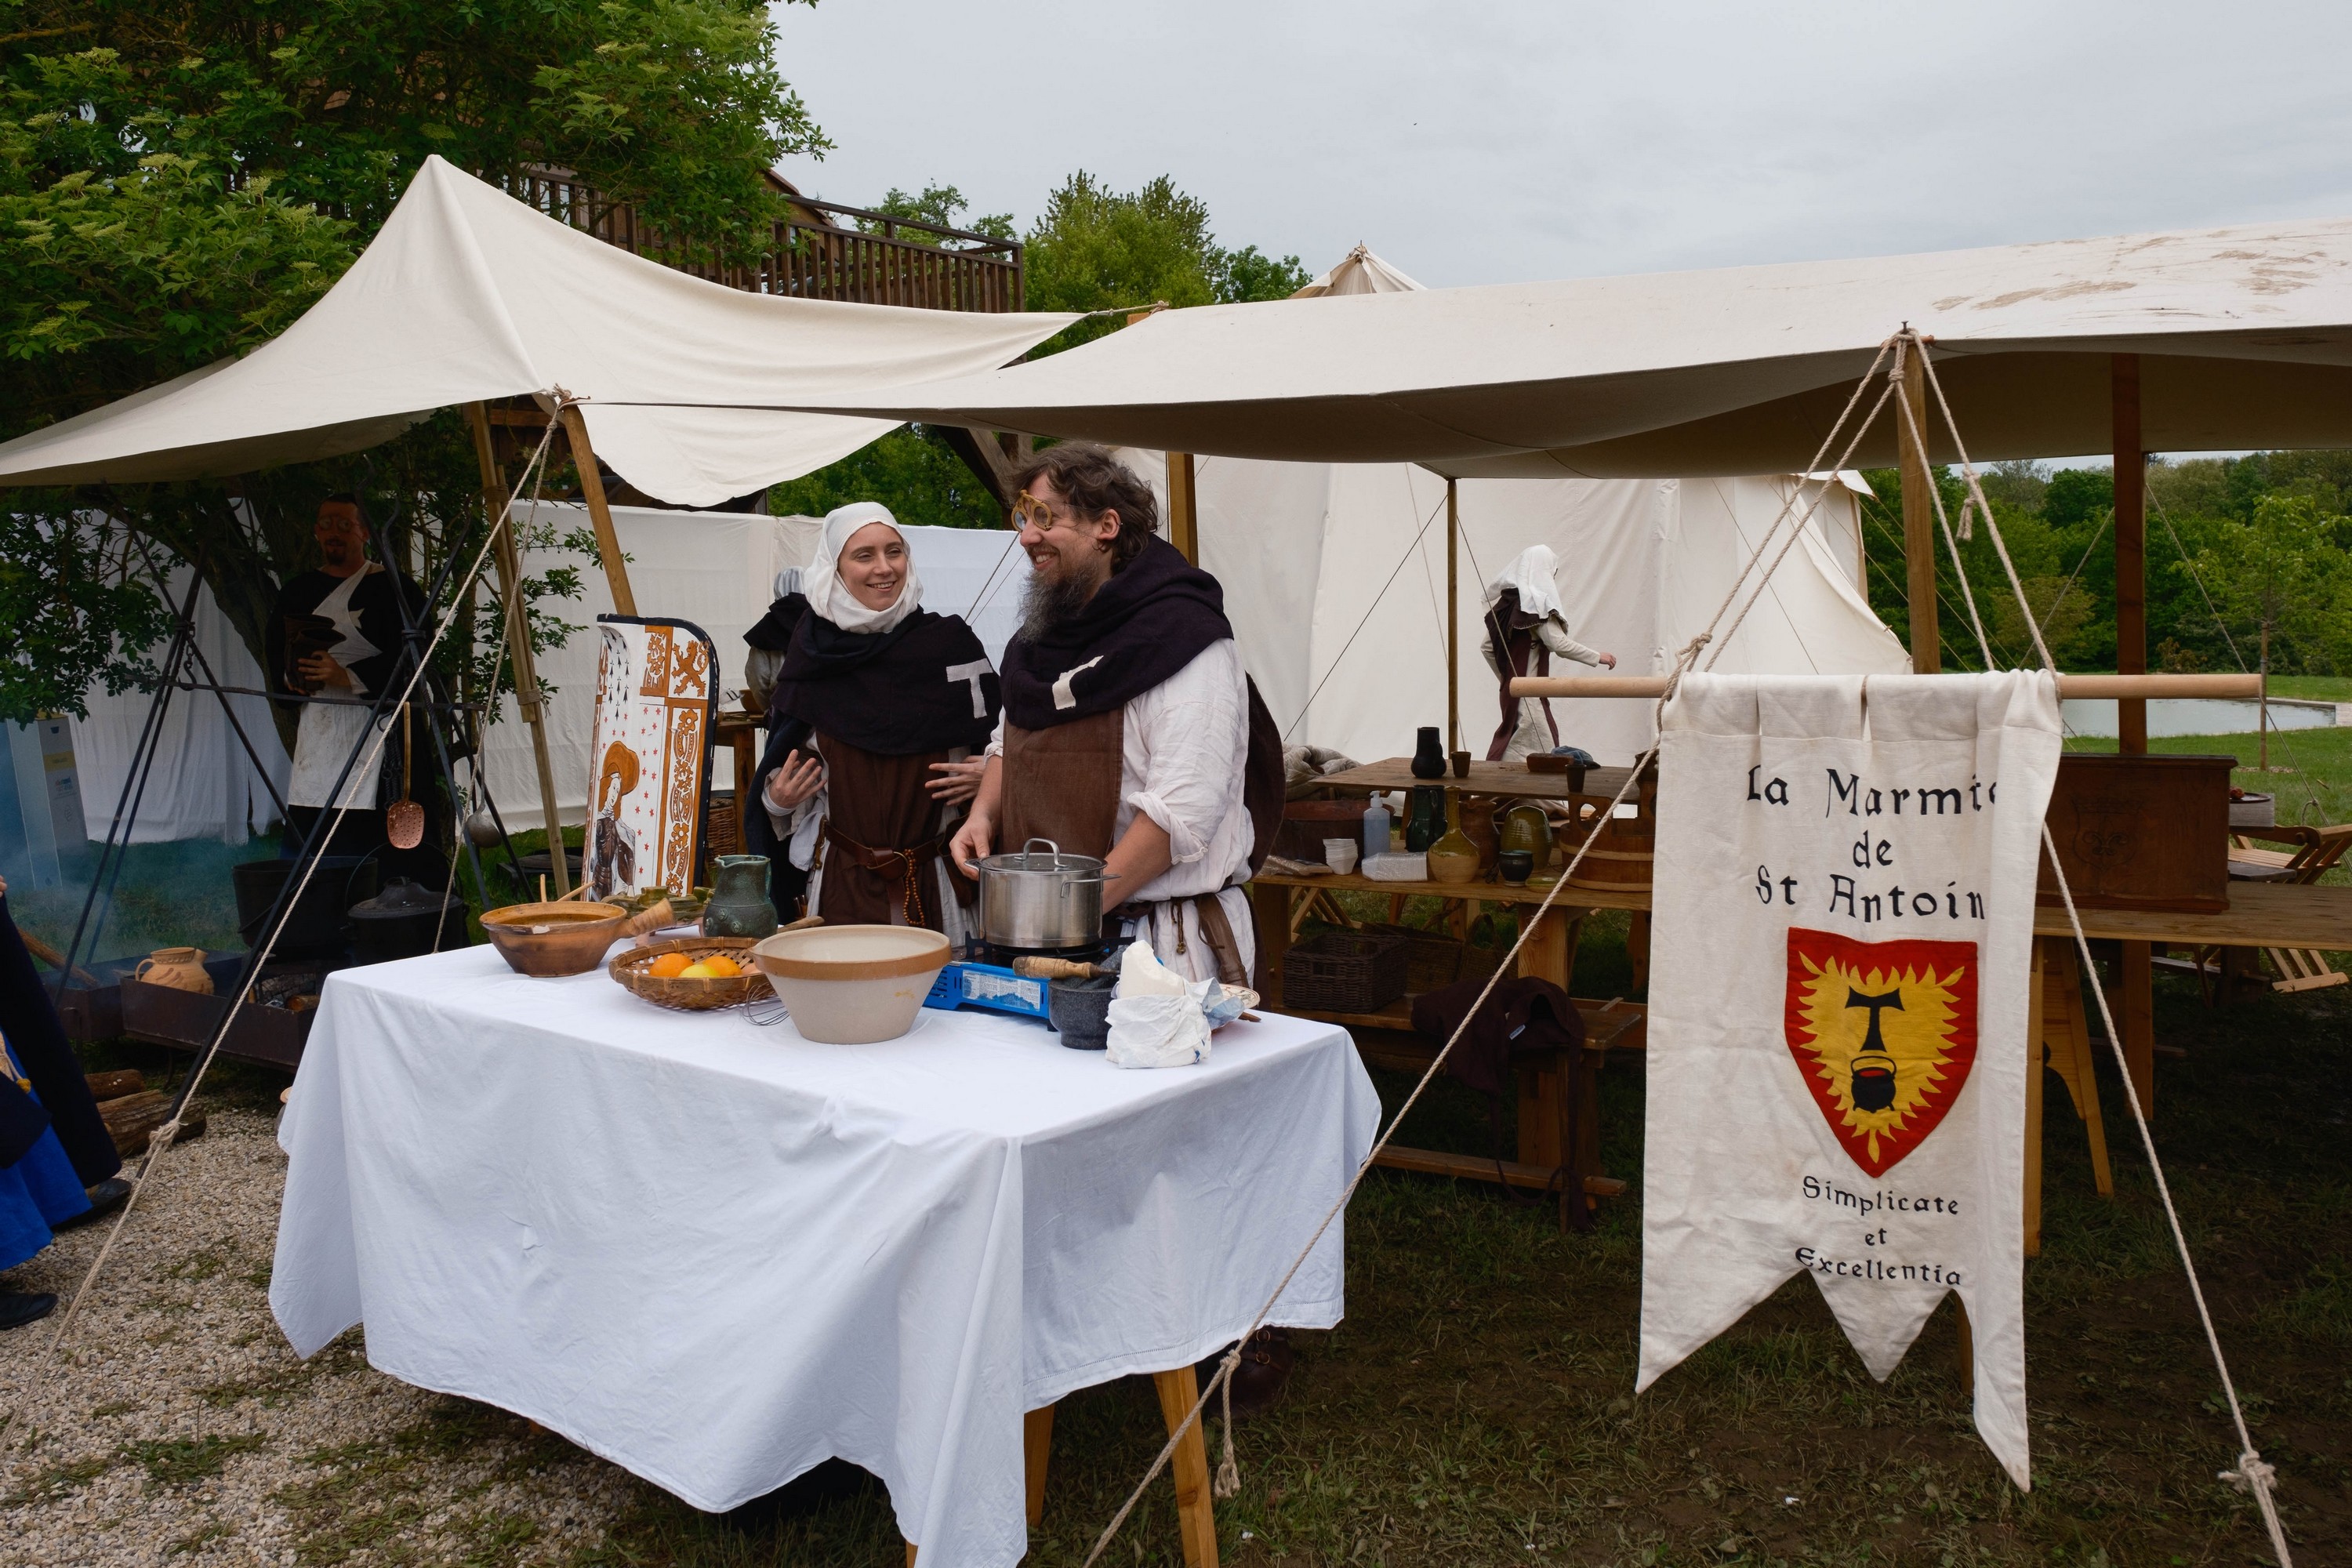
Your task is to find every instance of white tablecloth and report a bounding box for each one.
[270,944,1378,1567]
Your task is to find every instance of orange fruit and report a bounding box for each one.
[700,955,742,978]
[647,953,691,979]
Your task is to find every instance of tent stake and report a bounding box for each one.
[467,402,572,896]
[557,404,638,617]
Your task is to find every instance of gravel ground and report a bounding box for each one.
[0,1107,641,1566]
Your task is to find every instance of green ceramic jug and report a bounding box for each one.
[702,855,779,939]
[1499,802,1551,862]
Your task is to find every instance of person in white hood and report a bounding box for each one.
[1480,544,1615,761]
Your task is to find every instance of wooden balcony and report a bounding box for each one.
[501,169,1023,314]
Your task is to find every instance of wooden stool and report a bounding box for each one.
[2025,937,2115,1257]
[906,1364,1218,1567]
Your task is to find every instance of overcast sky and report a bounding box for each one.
[771,0,2352,291]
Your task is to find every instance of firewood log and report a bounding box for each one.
[85,1070,147,1102]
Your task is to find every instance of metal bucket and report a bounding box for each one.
[978,838,1112,952]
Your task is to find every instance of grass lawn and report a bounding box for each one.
[565,913,2348,1568]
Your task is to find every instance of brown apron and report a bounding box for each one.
[1001,713,1248,985]
[811,734,977,931]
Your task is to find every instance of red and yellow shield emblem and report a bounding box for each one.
[1784,928,1978,1176]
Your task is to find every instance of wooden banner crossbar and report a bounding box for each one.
[1510,673,2264,700]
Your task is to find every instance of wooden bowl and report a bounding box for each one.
[479,901,630,977]
[608,936,773,1011]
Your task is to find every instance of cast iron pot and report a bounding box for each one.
[234,856,379,960]
[976,838,1115,953]
[347,878,468,965]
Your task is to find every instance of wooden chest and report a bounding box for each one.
[2037,753,2234,913]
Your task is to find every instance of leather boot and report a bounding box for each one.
[1207,1327,1293,1421]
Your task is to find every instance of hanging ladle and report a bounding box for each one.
[387,702,424,850]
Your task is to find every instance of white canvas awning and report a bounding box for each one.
[745,216,2352,474]
[0,158,1079,506]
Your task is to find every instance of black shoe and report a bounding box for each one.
[56,1177,132,1232]
[0,1291,56,1331]
[1203,1327,1294,1421]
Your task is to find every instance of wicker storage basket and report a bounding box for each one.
[1283,930,1409,1014]
[608,936,773,1011]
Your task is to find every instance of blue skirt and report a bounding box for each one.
[0,1079,93,1273]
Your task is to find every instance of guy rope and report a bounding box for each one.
[1084,330,2294,1568]
[0,412,568,1457]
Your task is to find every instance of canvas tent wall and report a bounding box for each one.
[70,561,290,845]
[1118,452,1901,768]
[480,505,1033,821]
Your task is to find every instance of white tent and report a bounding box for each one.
[71,564,291,844]
[767,215,2352,471]
[0,158,1077,506]
[479,506,1033,820]
[1116,249,1904,768]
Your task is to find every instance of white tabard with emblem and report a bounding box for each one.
[1636,673,2062,1488]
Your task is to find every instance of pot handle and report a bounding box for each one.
[1020,837,1062,867]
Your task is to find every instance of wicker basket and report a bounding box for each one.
[1362,924,1512,996]
[608,936,774,1011]
[1283,930,1409,1014]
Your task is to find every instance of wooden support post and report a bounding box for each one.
[1166,451,1199,564]
[1898,341,1939,673]
[466,403,571,896]
[556,405,637,618]
[1250,880,1290,1005]
[2111,354,2156,1112]
[1152,1365,1220,1568]
[1446,477,1461,754]
[2113,355,2147,753]
[2025,938,2046,1259]
[1023,1404,1055,1526]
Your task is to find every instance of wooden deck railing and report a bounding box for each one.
[501,170,1024,313]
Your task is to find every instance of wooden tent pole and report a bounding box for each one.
[556,404,638,617]
[1165,452,1199,564]
[465,403,570,896]
[2110,353,2154,1112]
[1898,339,1939,673]
[1446,478,1461,755]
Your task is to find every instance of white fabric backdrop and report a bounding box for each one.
[1116,454,1907,768]
[272,945,1377,1566]
[1636,673,2063,1487]
[71,563,290,844]
[481,506,1030,822]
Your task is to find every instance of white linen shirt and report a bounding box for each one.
[988,637,1255,982]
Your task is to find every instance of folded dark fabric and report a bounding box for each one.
[997,536,1232,730]
[0,897,122,1185]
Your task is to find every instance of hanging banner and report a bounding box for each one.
[1637,673,2061,1486]
[586,616,717,901]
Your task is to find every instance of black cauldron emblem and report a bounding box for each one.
[1846,986,1904,1112]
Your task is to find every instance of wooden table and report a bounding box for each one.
[1313,757,1635,803]
[1251,869,2352,1234]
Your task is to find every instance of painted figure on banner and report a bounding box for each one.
[1636,673,2063,1490]
[586,618,718,901]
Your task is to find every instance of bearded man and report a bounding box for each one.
[949,443,1272,986]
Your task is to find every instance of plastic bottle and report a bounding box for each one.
[1361,797,1392,863]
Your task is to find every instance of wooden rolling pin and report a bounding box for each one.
[1011,956,1114,980]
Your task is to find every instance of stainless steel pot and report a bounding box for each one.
[978,838,1114,951]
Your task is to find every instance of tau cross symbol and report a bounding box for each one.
[1844,987,1904,1112]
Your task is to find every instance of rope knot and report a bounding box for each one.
[1213,1345,1245,1500]
[2220,1451,2277,1494]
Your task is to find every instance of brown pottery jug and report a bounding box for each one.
[135,947,213,995]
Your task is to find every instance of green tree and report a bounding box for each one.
[1023,170,1308,350]
[0,0,826,726]
[867,182,1014,244]
[769,424,1006,531]
[2193,494,2352,676]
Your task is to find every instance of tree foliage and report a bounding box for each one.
[1857,455,2352,677]
[0,0,826,726]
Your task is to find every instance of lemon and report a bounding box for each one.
[677,961,717,979]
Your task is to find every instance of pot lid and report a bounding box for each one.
[348,877,461,918]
